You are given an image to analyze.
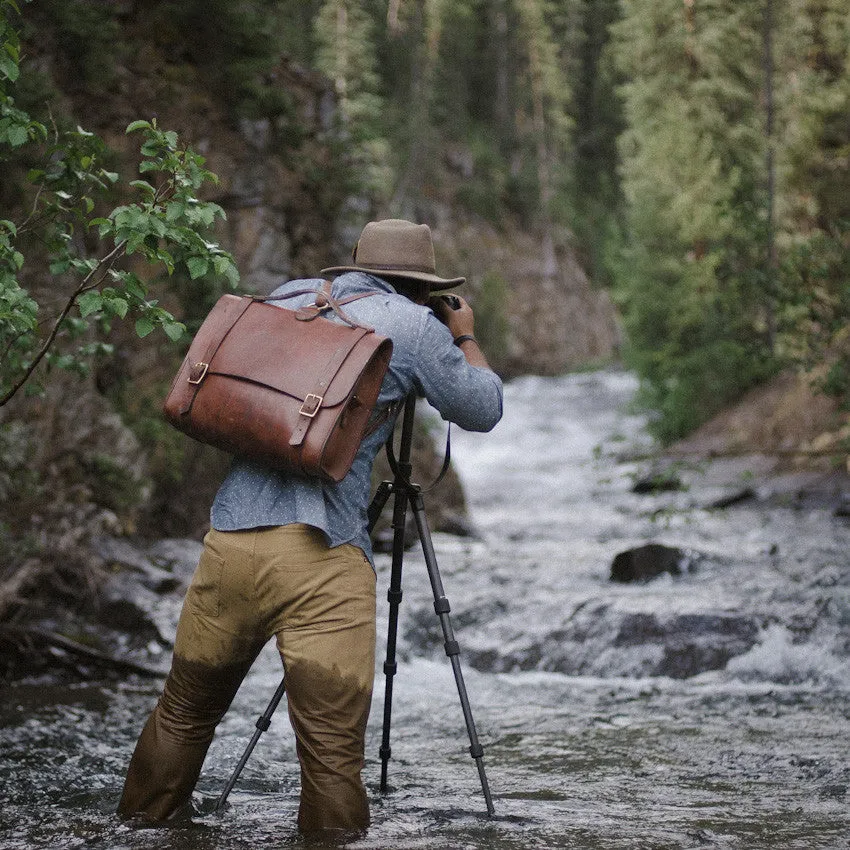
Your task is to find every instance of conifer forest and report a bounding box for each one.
[2,1,849,443]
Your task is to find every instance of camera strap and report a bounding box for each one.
[386,422,452,493]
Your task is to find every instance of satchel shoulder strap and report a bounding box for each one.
[254,280,378,330]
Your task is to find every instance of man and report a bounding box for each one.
[117,219,503,835]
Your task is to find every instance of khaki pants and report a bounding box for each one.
[118,525,376,834]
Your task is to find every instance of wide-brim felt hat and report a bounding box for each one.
[321,219,465,291]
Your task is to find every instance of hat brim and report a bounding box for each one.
[319,265,465,291]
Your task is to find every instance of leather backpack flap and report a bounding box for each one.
[207,300,380,407]
[298,334,394,479]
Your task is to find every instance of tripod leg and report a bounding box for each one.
[409,490,496,816]
[215,676,286,812]
[377,473,409,793]
[367,480,393,534]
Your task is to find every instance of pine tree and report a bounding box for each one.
[570,0,624,285]
[314,0,392,200]
[612,0,776,439]
[777,0,850,404]
[509,0,574,275]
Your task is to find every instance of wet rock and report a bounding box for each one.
[372,515,418,554]
[618,611,761,678]
[94,537,179,593]
[631,465,684,494]
[656,613,760,678]
[97,571,174,646]
[435,512,479,539]
[479,608,763,679]
[833,493,850,518]
[147,538,203,585]
[610,543,697,583]
[708,486,757,509]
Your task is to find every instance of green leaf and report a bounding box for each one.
[135,316,155,337]
[124,276,147,300]
[89,217,111,237]
[126,120,152,134]
[7,123,28,147]
[163,321,185,342]
[0,52,19,82]
[78,291,104,317]
[165,201,185,222]
[49,259,71,275]
[186,256,209,279]
[129,179,155,196]
[106,296,129,319]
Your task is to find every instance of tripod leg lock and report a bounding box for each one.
[256,717,272,731]
[469,743,484,759]
[380,745,392,760]
[444,639,460,657]
[387,588,403,605]
[434,596,451,614]
[383,660,397,676]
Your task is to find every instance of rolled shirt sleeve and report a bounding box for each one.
[412,310,503,432]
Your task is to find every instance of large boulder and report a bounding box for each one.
[610,543,699,583]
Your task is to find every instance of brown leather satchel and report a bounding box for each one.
[162,282,393,483]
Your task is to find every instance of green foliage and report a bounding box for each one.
[778,222,850,408]
[5,0,846,447]
[154,0,294,120]
[41,0,121,91]
[314,0,392,200]
[610,0,779,440]
[0,9,239,406]
[775,0,850,410]
[568,0,624,285]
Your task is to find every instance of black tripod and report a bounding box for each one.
[216,392,495,816]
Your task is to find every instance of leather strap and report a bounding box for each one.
[288,324,371,448]
[178,296,254,416]
[259,281,377,330]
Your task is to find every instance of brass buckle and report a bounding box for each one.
[300,393,323,418]
[187,362,209,385]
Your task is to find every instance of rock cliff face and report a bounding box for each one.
[433,219,620,377]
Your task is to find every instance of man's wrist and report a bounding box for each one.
[453,334,477,347]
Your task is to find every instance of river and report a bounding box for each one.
[1,371,849,849]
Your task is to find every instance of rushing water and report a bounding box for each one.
[2,371,849,849]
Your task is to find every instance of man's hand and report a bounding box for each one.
[429,294,475,339]
[428,294,492,370]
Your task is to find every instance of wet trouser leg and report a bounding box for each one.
[117,527,264,820]
[256,530,376,833]
[116,652,259,820]
[117,525,376,833]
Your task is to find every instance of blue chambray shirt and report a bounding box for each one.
[210,272,503,563]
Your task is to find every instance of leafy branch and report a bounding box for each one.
[1,67,239,404]
[1,2,240,405]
